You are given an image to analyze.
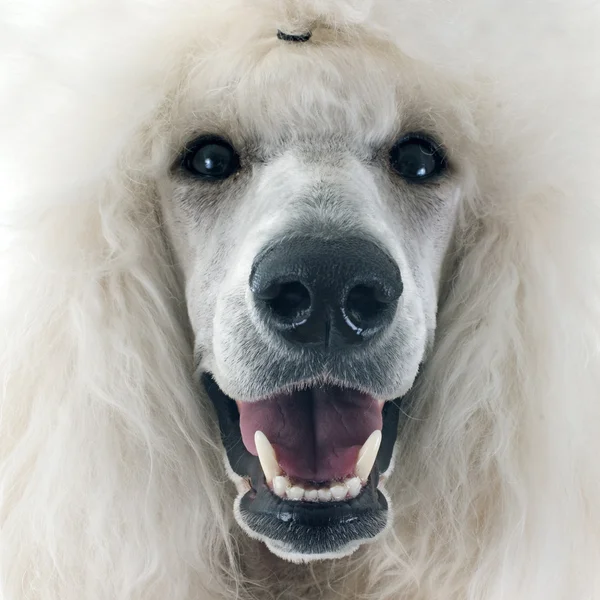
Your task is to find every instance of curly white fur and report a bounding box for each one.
[1,1,600,599]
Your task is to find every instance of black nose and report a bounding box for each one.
[249,236,403,347]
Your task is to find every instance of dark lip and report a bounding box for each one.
[238,470,389,556]
[202,373,402,555]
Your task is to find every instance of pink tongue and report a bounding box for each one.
[238,387,382,482]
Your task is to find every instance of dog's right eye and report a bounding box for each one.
[181,135,240,181]
[389,134,447,182]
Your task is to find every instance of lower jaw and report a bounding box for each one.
[235,469,390,561]
[203,374,400,561]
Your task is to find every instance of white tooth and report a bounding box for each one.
[254,431,281,484]
[317,488,332,502]
[272,475,289,498]
[287,486,305,501]
[355,430,382,482]
[330,483,348,501]
[304,489,318,501]
[346,476,362,498]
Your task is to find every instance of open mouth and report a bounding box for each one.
[203,374,401,560]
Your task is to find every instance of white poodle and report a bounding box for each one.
[1,0,599,598]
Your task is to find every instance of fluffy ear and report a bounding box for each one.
[0,5,243,599]
[367,83,600,600]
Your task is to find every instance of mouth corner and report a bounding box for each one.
[202,372,401,560]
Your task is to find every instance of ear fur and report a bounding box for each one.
[0,4,246,598]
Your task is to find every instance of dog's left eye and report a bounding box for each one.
[389,135,447,182]
[181,136,240,180]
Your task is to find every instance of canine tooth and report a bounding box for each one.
[330,483,348,501]
[346,476,362,498]
[287,486,305,501]
[272,475,289,497]
[254,431,280,484]
[355,430,382,482]
[304,489,318,501]
[317,488,332,502]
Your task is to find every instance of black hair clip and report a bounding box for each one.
[277,30,312,43]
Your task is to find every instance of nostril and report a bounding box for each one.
[344,284,396,331]
[265,281,311,322]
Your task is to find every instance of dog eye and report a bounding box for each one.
[181,136,240,180]
[389,135,447,182]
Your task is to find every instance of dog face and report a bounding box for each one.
[157,29,467,561]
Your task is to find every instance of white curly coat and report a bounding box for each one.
[1,0,600,598]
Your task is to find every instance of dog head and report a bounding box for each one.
[156,22,473,562]
[3,0,599,595]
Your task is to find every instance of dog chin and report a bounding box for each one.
[203,373,403,560]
